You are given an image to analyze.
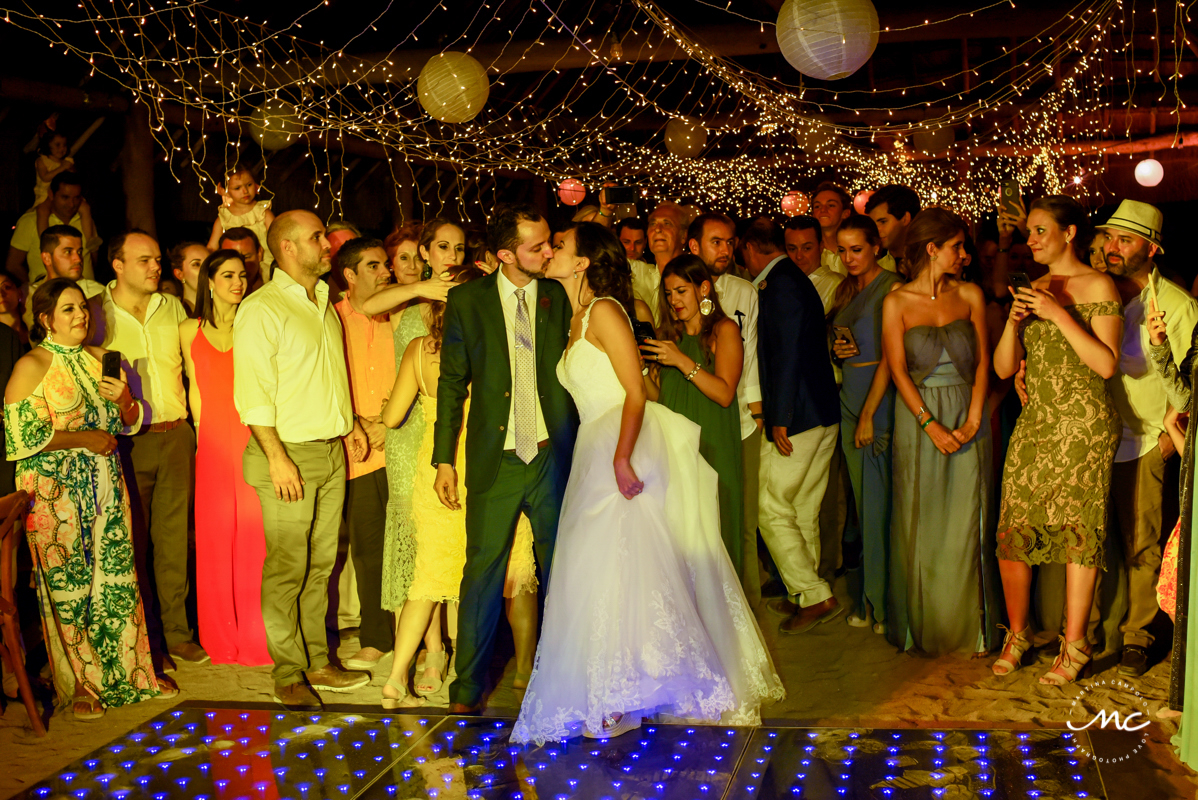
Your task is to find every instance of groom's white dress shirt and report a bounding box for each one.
[497,268,550,450]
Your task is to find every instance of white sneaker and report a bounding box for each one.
[846,614,870,628]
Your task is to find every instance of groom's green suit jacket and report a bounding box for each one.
[432,270,578,493]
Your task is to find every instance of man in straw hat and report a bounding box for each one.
[1099,199,1198,677]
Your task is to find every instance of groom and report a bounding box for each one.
[434,203,578,713]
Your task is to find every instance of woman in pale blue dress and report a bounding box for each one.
[881,208,1001,657]
[831,215,902,635]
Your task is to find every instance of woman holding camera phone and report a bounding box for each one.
[831,215,902,635]
[992,196,1122,685]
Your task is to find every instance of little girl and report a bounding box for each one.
[32,132,74,208]
[208,164,275,268]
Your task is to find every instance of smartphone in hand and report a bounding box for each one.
[1008,271,1034,294]
[832,325,859,354]
[102,351,122,380]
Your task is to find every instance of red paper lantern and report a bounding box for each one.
[781,191,808,217]
[853,190,873,214]
[558,179,586,206]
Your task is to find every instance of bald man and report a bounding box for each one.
[234,209,368,710]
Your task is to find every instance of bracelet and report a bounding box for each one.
[684,363,701,382]
[598,209,611,217]
[751,413,764,420]
[921,415,936,430]
[998,247,1010,253]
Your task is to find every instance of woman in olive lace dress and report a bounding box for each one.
[991,196,1123,686]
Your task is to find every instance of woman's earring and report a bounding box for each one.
[699,296,714,316]
[210,287,215,298]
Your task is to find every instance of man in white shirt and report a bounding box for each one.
[24,225,105,331]
[785,215,843,315]
[234,210,368,709]
[7,173,98,284]
[89,230,201,671]
[1099,200,1198,677]
[687,211,765,605]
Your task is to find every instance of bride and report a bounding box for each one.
[510,222,783,746]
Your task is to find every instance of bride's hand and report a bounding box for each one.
[614,457,644,500]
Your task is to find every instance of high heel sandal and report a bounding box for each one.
[991,625,1033,676]
[414,650,448,697]
[1039,637,1092,686]
[583,712,642,739]
[381,678,424,710]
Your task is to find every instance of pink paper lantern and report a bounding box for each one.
[558,178,586,206]
[853,189,873,214]
[781,191,808,217]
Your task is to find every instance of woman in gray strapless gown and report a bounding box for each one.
[882,208,1002,657]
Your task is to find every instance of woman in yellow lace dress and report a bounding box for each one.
[992,196,1123,686]
[377,265,539,708]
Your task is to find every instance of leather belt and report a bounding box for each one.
[147,420,183,433]
[504,438,549,454]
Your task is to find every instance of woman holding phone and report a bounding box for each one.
[881,208,999,658]
[992,195,1121,685]
[831,215,902,634]
[5,278,166,719]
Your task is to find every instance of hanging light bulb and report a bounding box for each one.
[1134,158,1164,187]
[610,34,623,61]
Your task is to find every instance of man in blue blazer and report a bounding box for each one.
[745,215,843,634]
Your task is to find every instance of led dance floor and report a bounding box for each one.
[18,707,1107,799]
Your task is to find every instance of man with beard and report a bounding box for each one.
[235,210,369,709]
[1099,200,1197,677]
[433,203,577,713]
[687,211,765,604]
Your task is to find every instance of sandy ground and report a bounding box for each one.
[3,582,1197,799]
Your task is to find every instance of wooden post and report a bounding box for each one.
[120,100,157,237]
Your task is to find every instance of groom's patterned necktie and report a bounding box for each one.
[513,287,538,463]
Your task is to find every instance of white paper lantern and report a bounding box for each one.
[912,126,955,155]
[250,100,302,151]
[776,0,879,81]
[665,117,707,158]
[1135,158,1164,187]
[417,52,490,123]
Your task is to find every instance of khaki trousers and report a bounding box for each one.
[1111,447,1166,649]
[758,424,839,608]
[244,438,346,685]
[740,427,762,607]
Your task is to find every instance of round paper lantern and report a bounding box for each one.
[417,52,490,123]
[852,189,873,214]
[781,191,809,217]
[1135,158,1164,187]
[665,117,707,158]
[250,100,302,151]
[558,179,586,206]
[913,126,955,155]
[776,0,879,81]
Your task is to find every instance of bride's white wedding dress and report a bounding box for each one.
[510,298,784,746]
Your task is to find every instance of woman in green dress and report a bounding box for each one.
[5,279,165,720]
[643,255,745,575]
[992,196,1122,685]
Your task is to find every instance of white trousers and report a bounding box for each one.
[758,424,839,608]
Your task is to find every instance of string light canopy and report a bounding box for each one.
[1,0,1189,220]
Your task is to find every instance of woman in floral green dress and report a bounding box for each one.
[992,197,1123,686]
[4,279,163,720]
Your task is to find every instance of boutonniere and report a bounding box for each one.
[758,280,767,291]
[539,296,550,309]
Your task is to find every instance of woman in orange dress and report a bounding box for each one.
[181,250,271,665]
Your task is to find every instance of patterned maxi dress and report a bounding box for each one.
[997,302,1123,566]
[4,340,159,707]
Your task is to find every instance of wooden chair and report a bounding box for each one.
[0,489,42,736]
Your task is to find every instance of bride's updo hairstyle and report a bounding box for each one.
[567,221,637,321]
[903,207,968,279]
[426,264,486,353]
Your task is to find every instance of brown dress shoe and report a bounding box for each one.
[765,597,798,617]
[167,642,211,665]
[780,597,843,634]
[274,682,322,711]
[449,702,480,715]
[305,665,370,693]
